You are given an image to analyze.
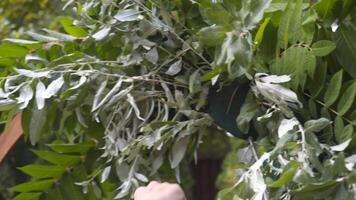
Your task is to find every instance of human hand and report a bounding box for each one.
[134,181,186,200]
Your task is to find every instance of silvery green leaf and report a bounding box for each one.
[25,55,48,63]
[92,27,111,41]
[238,147,254,164]
[189,70,201,94]
[0,99,17,111]
[116,163,130,182]
[134,173,148,183]
[175,166,181,183]
[150,154,163,175]
[16,68,49,78]
[44,76,64,98]
[170,136,189,168]
[127,93,144,120]
[330,139,352,152]
[160,81,175,103]
[145,47,159,64]
[304,118,331,133]
[256,73,291,84]
[17,84,34,109]
[71,76,87,90]
[35,81,46,110]
[42,29,76,41]
[27,31,58,42]
[239,0,272,30]
[165,59,182,76]
[114,9,143,22]
[278,118,298,138]
[92,79,108,112]
[255,81,302,108]
[75,108,88,128]
[101,166,111,183]
[246,168,267,200]
[114,180,131,199]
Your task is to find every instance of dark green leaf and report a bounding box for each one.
[47,141,95,155]
[337,81,356,115]
[311,40,336,56]
[29,106,47,145]
[32,150,81,167]
[336,124,354,143]
[323,70,343,107]
[333,22,356,78]
[198,26,227,47]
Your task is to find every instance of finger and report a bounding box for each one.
[146,181,160,191]
[134,186,146,199]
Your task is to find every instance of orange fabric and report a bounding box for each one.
[0,114,23,164]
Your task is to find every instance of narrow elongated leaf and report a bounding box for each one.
[27,31,58,42]
[3,38,42,49]
[254,18,270,46]
[44,76,64,99]
[101,166,111,183]
[337,81,356,115]
[92,79,108,112]
[170,136,189,168]
[29,106,47,145]
[12,179,55,192]
[32,150,81,167]
[93,78,122,112]
[16,85,33,109]
[114,9,142,22]
[19,165,66,179]
[189,70,201,94]
[13,192,42,200]
[42,29,76,41]
[35,81,46,110]
[47,142,94,155]
[92,27,111,41]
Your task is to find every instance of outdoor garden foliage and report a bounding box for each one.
[0,0,355,199]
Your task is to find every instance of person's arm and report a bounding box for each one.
[134,181,186,200]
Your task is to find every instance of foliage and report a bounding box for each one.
[0,0,64,39]
[0,0,355,199]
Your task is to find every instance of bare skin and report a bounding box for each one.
[134,181,186,200]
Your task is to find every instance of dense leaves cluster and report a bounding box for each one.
[0,0,355,199]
